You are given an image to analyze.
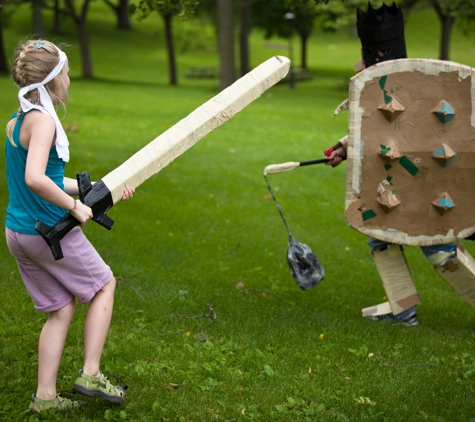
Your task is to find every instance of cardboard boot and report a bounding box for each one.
[362,244,420,318]
[435,243,475,309]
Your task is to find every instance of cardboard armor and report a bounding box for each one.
[362,244,420,317]
[344,58,475,247]
[334,58,475,315]
[436,243,475,309]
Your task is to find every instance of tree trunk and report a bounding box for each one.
[116,0,131,30]
[163,14,177,86]
[78,17,93,78]
[103,0,132,30]
[53,0,62,34]
[438,15,454,60]
[431,0,455,61]
[300,34,308,70]
[218,0,236,90]
[0,8,8,73]
[65,0,93,78]
[32,0,45,38]
[239,0,251,76]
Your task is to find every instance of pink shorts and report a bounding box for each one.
[5,226,113,313]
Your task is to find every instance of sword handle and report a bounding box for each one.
[35,171,115,260]
[35,215,80,260]
[77,172,115,228]
[299,158,329,166]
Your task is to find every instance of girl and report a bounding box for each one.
[5,39,134,413]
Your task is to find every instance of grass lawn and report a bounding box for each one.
[1,3,475,421]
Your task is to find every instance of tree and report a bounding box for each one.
[103,0,132,30]
[313,0,369,32]
[218,0,236,89]
[129,0,198,86]
[33,0,63,35]
[401,0,475,61]
[0,0,23,73]
[64,0,94,78]
[239,0,251,75]
[430,0,455,60]
[194,0,251,77]
[292,3,319,70]
[427,0,475,61]
[456,1,475,45]
[32,0,44,37]
[52,0,61,33]
[252,0,323,70]
[0,4,7,73]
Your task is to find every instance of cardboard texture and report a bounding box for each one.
[362,301,392,317]
[372,244,420,315]
[345,59,475,246]
[101,56,290,204]
[436,243,475,309]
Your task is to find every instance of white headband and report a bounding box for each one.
[18,44,69,162]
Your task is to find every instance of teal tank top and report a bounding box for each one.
[5,111,68,235]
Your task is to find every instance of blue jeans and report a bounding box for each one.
[367,238,457,320]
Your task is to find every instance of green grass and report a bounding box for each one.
[2,3,475,421]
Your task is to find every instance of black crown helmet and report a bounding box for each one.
[357,2,407,68]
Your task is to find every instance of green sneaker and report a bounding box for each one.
[28,393,87,414]
[73,369,127,404]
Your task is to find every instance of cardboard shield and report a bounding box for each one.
[345,59,475,246]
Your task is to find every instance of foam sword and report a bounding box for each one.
[36,56,291,260]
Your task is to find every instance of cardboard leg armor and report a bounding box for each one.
[362,245,420,317]
[435,243,475,309]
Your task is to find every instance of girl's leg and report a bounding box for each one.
[73,276,126,403]
[36,299,76,400]
[82,276,116,377]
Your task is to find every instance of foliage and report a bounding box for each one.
[314,0,406,32]
[429,0,475,17]
[315,0,367,32]
[443,0,475,39]
[0,0,23,26]
[401,0,475,59]
[128,0,199,85]
[253,0,325,39]
[129,0,197,20]
[251,0,377,42]
[287,0,330,6]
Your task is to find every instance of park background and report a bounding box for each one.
[1,0,475,420]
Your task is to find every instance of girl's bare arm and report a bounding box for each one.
[23,112,93,225]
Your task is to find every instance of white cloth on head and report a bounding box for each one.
[18,46,69,162]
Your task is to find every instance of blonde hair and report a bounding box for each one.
[7,39,68,144]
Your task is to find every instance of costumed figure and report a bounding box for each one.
[326,2,475,326]
[5,40,132,414]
